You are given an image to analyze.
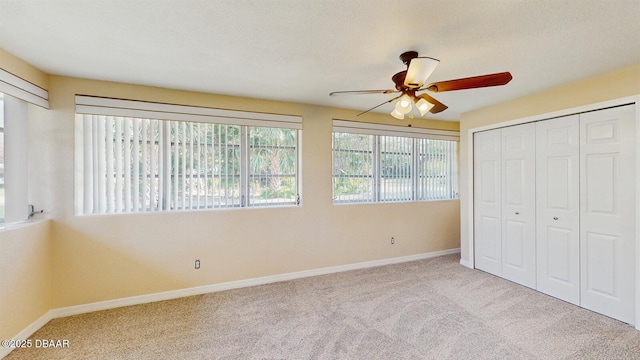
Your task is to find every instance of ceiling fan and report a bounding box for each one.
[329,51,513,119]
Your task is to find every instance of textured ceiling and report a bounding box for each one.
[0,0,639,121]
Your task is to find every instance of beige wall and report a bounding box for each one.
[0,48,49,90]
[0,49,53,343]
[0,221,52,341]
[458,64,640,263]
[43,76,460,307]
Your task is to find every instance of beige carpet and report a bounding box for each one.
[5,254,640,359]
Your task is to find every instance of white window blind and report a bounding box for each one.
[416,138,458,200]
[0,68,48,223]
[0,93,30,223]
[380,135,413,202]
[76,96,301,215]
[332,120,458,203]
[0,94,4,220]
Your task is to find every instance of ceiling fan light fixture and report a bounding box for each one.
[395,94,412,114]
[390,108,405,120]
[415,97,435,116]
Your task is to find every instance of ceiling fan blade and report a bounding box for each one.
[356,95,401,116]
[404,57,440,89]
[418,93,448,114]
[425,72,512,92]
[330,89,398,96]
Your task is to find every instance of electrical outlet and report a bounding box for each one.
[195,259,200,269]
[391,237,395,245]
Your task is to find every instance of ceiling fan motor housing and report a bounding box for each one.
[392,71,409,91]
[399,51,419,65]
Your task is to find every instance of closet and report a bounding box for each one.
[473,104,636,324]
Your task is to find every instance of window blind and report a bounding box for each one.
[76,97,301,215]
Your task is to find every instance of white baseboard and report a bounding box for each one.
[0,310,53,359]
[459,258,473,269]
[4,248,460,358]
[51,248,460,318]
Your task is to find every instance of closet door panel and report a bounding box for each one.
[478,215,501,265]
[501,123,536,288]
[580,104,635,324]
[545,228,572,281]
[536,116,580,305]
[504,219,525,268]
[474,129,502,276]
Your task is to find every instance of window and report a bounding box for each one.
[332,120,458,203]
[0,93,32,223]
[415,137,458,200]
[331,132,374,203]
[76,96,301,215]
[248,127,298,206]
[0,68,49,223]
[380,135,413,201]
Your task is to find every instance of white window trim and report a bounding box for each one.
[75,95,302,129]
[0,68,48,108]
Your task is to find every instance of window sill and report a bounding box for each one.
[0,217,50,232]
[333,198,460,206]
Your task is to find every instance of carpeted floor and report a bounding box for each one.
[5,254,640,359]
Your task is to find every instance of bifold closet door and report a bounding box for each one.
[474,129,502,276]
[501,123,536,288]
[535,115,580,305]
[580,104,636,324]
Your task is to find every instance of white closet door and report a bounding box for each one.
[536,115,580,304]
[501,123,536,288]
[474,129,502,276]
[580,104,636,324]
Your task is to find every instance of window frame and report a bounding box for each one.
[332,119,459,204]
